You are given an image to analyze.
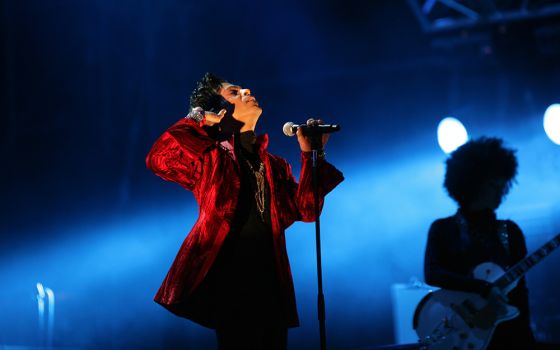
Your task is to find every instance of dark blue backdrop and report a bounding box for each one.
[1,1,559,349]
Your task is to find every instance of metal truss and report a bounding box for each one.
[407,0,560,33]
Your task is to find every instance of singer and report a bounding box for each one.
[146,72,344,350]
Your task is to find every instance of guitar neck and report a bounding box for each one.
[496,233,560,289]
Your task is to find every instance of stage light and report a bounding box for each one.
[36,283,55,347]
[437,117,468,153]
[37,283,46,341]
[544,104,560,145]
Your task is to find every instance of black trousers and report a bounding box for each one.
[216,324,287,350]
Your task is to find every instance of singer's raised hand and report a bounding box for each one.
[204,109,227,126]
[296,118,330,152]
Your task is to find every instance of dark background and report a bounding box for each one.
[1,1,559,349]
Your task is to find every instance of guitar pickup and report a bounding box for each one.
[461,299,479,314]
[450,302,476,328]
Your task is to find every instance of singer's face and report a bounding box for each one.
[219,82,262,125]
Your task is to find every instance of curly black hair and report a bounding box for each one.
[188,72,242,137]
[189,72,227,112]
[444,137,518,208]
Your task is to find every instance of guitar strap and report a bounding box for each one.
[455,212,471,249]
[497,220,511,258]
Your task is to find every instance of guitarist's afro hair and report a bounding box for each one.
[444,137,518,208]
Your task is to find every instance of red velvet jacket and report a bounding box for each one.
[146,117,344,327]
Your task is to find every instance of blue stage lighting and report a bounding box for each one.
[437,117,468,153]
[544,104,560,145]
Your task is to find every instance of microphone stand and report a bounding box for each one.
[310,133,327,350]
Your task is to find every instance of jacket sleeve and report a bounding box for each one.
[145,118,216,192]
[289,152,344,222]
[424,219,493,295]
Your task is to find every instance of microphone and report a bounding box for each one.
[282,122,341,137]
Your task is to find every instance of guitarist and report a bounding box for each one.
[424,137,536,349]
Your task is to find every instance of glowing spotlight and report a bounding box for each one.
[544,104,560,145]
[36,283,55,347]
[437,117,468,153]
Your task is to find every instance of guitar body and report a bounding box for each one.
[414,262,519,350]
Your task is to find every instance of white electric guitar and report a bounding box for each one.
[414,233,560,350]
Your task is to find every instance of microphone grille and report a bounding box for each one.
[283,122,296,137]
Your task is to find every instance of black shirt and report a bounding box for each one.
[199,131,285,328]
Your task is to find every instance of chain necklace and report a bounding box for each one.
[456,212,510,258]
[243,158,266,221]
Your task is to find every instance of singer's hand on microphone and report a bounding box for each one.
[297,118,329,152]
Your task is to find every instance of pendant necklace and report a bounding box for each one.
[244,158,266,221]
